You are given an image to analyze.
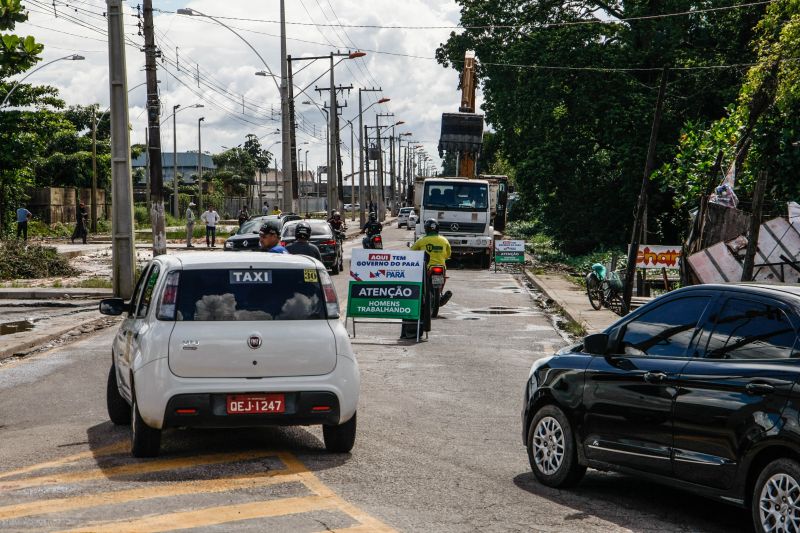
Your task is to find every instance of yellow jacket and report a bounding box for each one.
[411,234,451,266]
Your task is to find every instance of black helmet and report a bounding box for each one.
[424,218,439,233]
[333,211,341,219]
[369,212,377,222]
[295,221,312,240]
[259,219,282,236]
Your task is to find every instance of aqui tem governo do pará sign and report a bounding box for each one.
[347,250,425,320]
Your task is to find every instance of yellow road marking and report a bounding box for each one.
[0,469,305,521]
[279,453,397,533]
[0,449,281,492]
[0,441,128,480]
[58,495,336,533]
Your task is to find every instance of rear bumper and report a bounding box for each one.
[133,354,359,429]
[163,391,340,428]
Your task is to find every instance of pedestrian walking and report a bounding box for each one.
[71,202,88,244]
[272,206,282,216]
[261,201,270,215]
[200,205,220,248]
[185,202,196,248]
[237,207,250,227]
[16,206,32,241]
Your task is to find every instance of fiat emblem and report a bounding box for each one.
[450,223,460,231]
[247,335,262,349]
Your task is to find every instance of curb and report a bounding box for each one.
[0,315,114,361]
[0,288,113,300]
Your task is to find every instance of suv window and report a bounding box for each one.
[175,268,325,321]
[702,298,798,360]
[136,264,161,318]
[616,296,711,357]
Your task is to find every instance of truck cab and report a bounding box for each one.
[414,177,493,268]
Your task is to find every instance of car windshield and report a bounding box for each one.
[238,218,270,234]
[281,222,331,239]
[174,269,325,321]
[424,183,488,211]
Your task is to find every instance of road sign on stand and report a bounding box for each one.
[347,249,425,340]
[494,239,525,267]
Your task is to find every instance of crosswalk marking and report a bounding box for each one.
[1,444,397,532]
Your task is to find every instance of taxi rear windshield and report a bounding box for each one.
[174,269,324,321]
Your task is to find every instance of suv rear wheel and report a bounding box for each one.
[752,458,800,533]
[527,404,585,488]
[106,365,131,425]
[323,412,356,453]
[131,386,161,458]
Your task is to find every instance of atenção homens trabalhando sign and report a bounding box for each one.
[347,250,424,320]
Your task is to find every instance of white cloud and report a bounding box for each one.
[15,0,486,175]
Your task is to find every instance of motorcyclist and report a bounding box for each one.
[286,221,322,261]
[327,211,346,232]
[411,218,453,306]
[361,211,383,248]
[258,220,288,254]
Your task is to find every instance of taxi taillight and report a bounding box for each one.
[156,271,180,320]
[318,269,340,318]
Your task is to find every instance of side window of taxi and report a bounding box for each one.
[136,264,161,318]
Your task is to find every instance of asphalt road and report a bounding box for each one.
[0,225,752,532]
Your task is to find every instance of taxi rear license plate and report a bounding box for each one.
[227,394,285,414]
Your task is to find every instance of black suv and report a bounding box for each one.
[522,284,800,533]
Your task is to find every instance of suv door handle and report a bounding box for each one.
[643,371,667,383]
[746,382,775,395]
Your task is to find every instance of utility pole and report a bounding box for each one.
[389,133,395,214]
[350,120,356,221]
[279,0,292,213]
[287,55,299,205]
[91,106,97,232]
[172,104,179,217]
[197,117,204,211]
[142,0,166,256]
[364,123,371,220]
[623,67,668,312]
[742,172,768,281]
[106,0,135,299]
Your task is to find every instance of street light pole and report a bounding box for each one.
[349,120,356,221]
[355,89,386,227]
[172,104,180,217]
[279,0,292,213]
[328,53,336,216]
[197,117,205,211]
[0,54,85,108]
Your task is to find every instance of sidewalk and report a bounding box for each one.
[522,271,620,334]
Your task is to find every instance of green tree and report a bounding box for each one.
[0,0,47,234]
[437,0,766,253]
[212,147,255,196]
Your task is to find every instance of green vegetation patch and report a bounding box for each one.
[0,241,78,280]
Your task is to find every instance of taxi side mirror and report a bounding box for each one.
[99,298,129,316]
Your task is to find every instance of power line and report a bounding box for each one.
[168,1,773,30]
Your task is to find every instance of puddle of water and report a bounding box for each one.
[459,317,481,321]
[470,309,520,315]
[0,320,34,335]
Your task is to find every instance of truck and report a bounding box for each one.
[413,176,494,268]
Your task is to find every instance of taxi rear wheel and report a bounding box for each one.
[323,412,356,453]
[131,386,161,458]
[106,365,131,425]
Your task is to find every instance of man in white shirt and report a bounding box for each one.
[185,202,196,248]
[200,205,220,248]
[261,201,269,215]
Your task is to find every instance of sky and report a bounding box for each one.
[15,0,483,177]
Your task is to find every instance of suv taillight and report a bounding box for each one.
[318,269,340,318]
[156,271,180,320]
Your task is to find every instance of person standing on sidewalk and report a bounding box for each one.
[185,202,196,248]
[71,202,88,244]
[237,206,250,227]
[200,205,220,248]
[16,206,32,241]
[261,201,269,215]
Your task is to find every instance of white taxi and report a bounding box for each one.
[100,252,359,457]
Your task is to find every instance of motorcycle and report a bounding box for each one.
[428,264,446,318]
[362,233,383,249]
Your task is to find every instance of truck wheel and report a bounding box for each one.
[106,365,131,425]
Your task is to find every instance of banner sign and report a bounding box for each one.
[494,239,525,264]
[347,250,424,319]
[632,244,682,269]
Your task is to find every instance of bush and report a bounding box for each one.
[0,240,78,280]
